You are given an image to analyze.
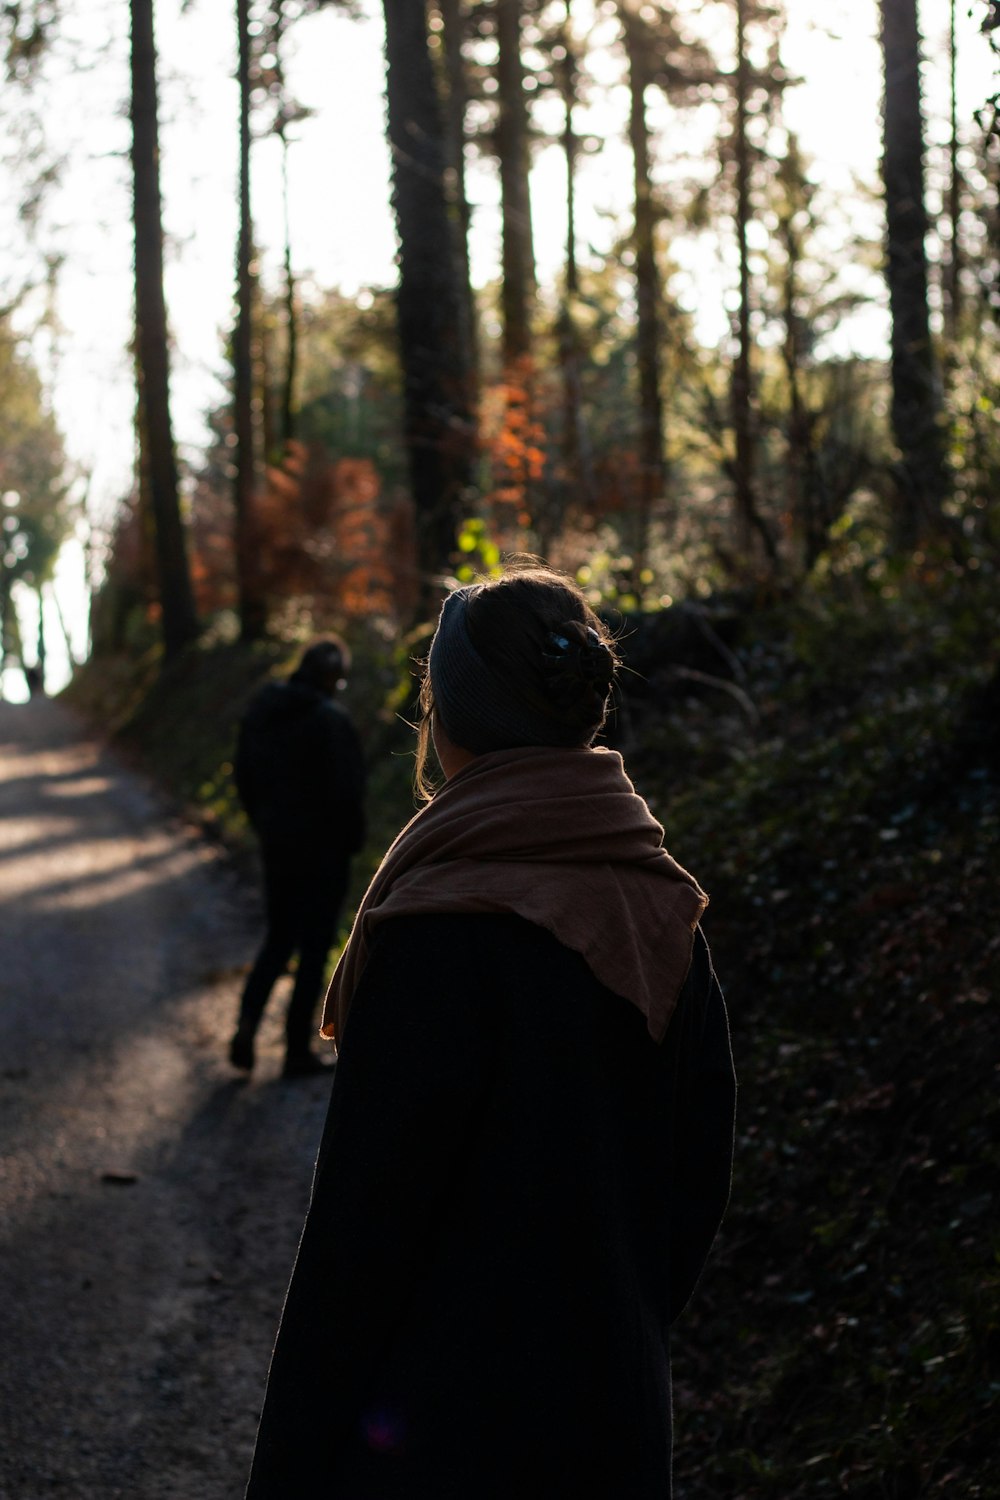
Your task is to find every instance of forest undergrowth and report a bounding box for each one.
[62,564,999,1499]
[633,571,1000,1500]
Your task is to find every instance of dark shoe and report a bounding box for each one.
[229,1028,255,1071]
[282,1050,335,1080]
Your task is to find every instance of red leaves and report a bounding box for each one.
[189,449,417,622]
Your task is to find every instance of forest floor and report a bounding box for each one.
[5,563,998,1499]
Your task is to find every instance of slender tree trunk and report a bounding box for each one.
[271,0,299,453]
[945,0,962,344]
[259,284,278,465]
[879,0,949,547]
[129,0,199,658]
[267,0,298,453]
[729,0,776,568]
[781,253,822,571]
[493,0,540,537]
[34,589,45,690]
[0,566,9,699]
[561,10,578,306]
[555,0,591,513]
[234,0,268,640]
[382,0,477,608]
[279,130,298,452]
[775,140,821,568]
[49,579,77,671]
[732,0,753,545]
[496,0,535,367]
[620,0,665,581]
[439,0,479,404]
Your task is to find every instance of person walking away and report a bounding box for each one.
[244,563,736,1496]
[230,636,365,1079]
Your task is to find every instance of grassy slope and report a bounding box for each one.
[633,578,999,1500]
[62,574,999,1497]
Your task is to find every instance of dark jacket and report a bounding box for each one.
[234,676,365,860]
[246,912,735,1499]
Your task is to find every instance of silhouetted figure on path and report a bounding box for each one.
[245,564,736,1496]
[230,637,365,1079]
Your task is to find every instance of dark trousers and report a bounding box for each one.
[237,848,350,1059]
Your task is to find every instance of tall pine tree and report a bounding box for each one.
[129,0,199,658]
[879,0,949,546]
[382,0,477,607]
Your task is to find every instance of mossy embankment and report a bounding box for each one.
[628,575,999,1499]
[61,572,999,1497]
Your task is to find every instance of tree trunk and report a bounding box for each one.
[34,587,46,690]
[780,222,822,570]
[495,0,535,367]
[439,0,479,404]
[879,0,949,547]
[259,281,279,465]
[49,579,78,672]
[265,0,299,455]
[382,0,477,608]
[731,0,753,546]
[561,4,578,306]
[0,565,9,699]
[270,0,299,454]
[729,0,777,568]
[279,131,298,452]
[944,0,962,344]
[620,0,665,582]
[555,0,592,515]
[234,0,268,640]
[773,137,822,569]
[129,0,199,658]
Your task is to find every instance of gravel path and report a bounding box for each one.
[0,698,335,1499]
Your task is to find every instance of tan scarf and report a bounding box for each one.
[321,745,708,1048]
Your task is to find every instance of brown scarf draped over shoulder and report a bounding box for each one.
[321,745,708,1048]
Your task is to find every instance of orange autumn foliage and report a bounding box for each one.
[484,357,547,516]
[189,443,418,625]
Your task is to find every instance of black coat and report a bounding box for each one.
[234,677,365,862]
[246,913,736,1499]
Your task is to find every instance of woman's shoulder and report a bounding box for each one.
[366,911,621,1023]
[372,910,584,967]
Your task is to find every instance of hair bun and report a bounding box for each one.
[542,621,615,707]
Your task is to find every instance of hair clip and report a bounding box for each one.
[543,627,611,683]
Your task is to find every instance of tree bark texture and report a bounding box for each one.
[0,568,10,696]
[728,0,778,567]
[769,133,830,569]
[620,0,665,574]
[270,0,299,453]
[382,0,476,603]
[779,239,823,570]
[945,0,962,342]
[560,3,578,303]
[439,0,480,402]
[879,0,948,545]
[34,588,45,689]
[234,0,268,640]
[129,0,199,658]
[496,0,536,366]
[279,131,298,452]
[556,0,592,513]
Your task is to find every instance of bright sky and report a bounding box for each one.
[2,0,994,700]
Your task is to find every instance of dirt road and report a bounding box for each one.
[0,698,336,1500]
